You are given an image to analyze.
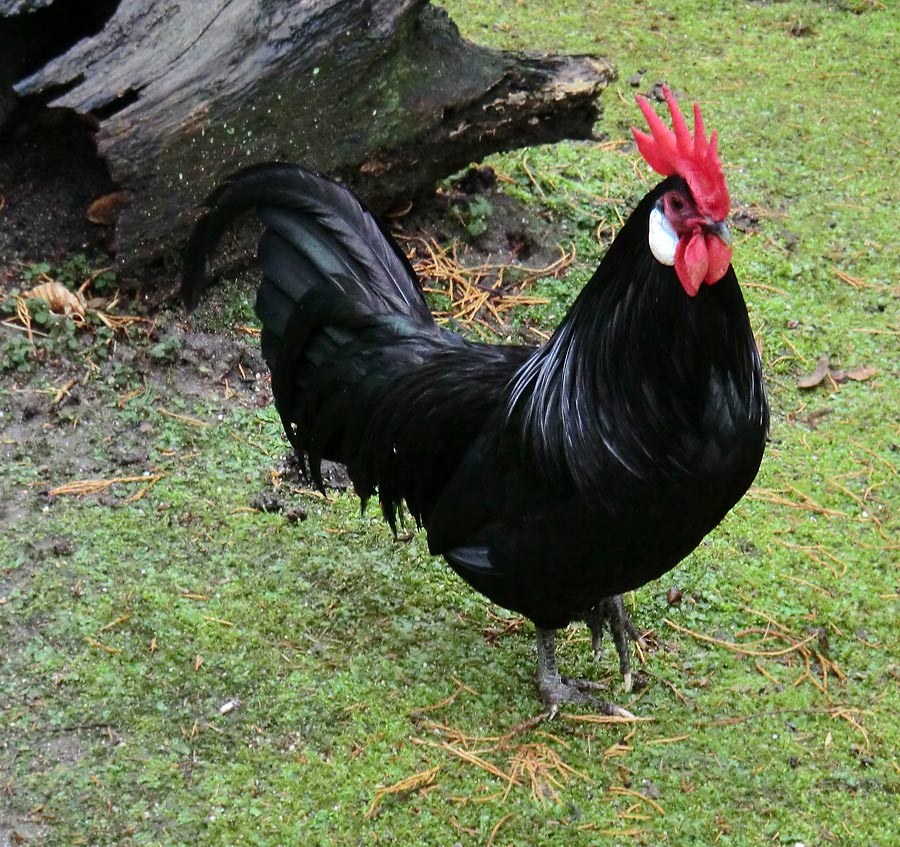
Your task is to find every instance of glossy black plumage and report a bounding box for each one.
[182,162,768,636]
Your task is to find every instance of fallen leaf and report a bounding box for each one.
[23,281,86,319]
[845,367,877,382]
[797,354,829,389]
[86,190,131,226]
[830,366,878,384]
[803,408,831,429]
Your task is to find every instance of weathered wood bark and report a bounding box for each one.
[0,1,55,13]
[6,0,615,266]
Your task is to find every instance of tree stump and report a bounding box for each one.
[1,0,615,267]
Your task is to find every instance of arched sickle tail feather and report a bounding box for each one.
[181,162,433,324]
[181,162,454,501]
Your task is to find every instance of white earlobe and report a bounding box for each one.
[648,206,677,266]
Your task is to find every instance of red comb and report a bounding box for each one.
[632,86,730,221]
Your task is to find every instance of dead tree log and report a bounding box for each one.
[3,0,615,267]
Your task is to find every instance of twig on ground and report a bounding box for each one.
[365,766,441,819]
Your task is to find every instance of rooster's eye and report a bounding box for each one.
[669,195,683,211]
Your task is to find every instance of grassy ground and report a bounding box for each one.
[2,1,899,845]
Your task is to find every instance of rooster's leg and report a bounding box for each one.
[583,595,645,693]
[535,628,635,720]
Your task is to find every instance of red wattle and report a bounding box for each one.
[703,235,733,284]
[674,229,708,296]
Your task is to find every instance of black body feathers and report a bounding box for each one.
[183,163,768,631]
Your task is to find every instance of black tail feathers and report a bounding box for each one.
[181,162,433,327]
[181,163,446,495]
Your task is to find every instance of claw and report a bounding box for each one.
[535,627,636,719]
[599,701,636,720]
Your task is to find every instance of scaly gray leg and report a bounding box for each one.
[583,595,645,693]
[535,627,635,720]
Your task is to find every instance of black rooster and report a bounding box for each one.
[183,88,768,715]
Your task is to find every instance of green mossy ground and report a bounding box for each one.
[2,2,898,844]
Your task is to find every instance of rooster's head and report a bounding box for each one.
[632,86,732,297]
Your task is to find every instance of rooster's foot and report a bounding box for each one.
[535,628,636,720]
[583,595,645,693]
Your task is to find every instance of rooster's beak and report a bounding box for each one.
[706,219,733,249]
